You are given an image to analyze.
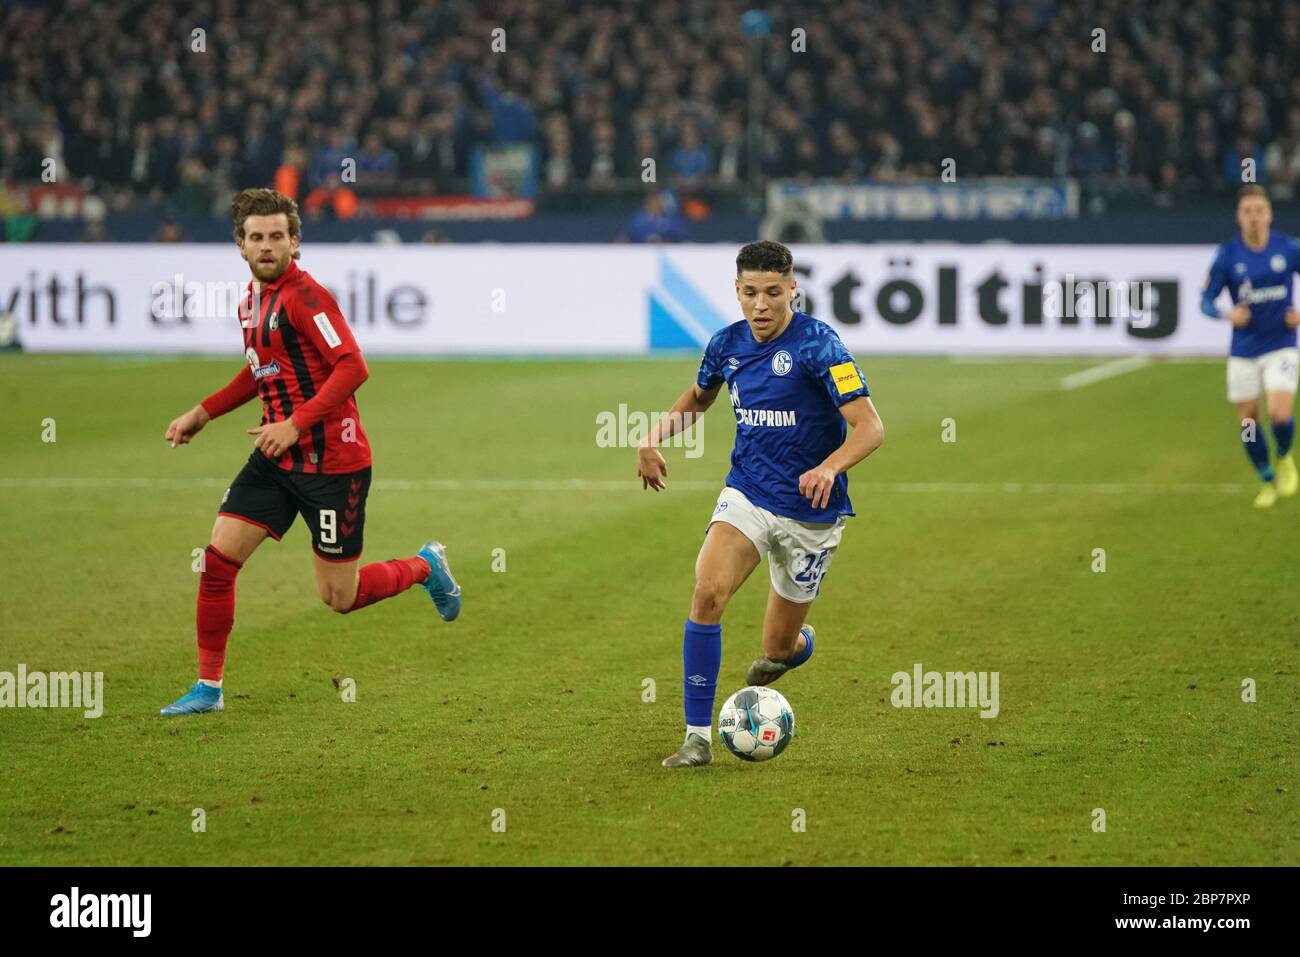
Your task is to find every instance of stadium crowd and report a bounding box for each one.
[2,0,1299,215]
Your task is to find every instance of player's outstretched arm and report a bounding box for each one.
[798,396,884,510]
[166,365,258,448]
[165,404,211,448]
[637,382,720,491]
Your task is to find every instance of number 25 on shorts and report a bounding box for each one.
[793,549,829,594]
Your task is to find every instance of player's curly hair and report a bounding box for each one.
[232,188,302,259]
[736,240,794,277]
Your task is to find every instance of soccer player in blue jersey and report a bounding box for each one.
[1201,185,1300,508]
[638,240,885,767]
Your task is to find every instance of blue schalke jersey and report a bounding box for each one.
[697,311,870,523]
[1202,230,1300,358]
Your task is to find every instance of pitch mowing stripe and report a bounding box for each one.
[0,477,1250,493]
[1059,355,1152,390]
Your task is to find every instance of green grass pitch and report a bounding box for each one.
[0,353,1296,866]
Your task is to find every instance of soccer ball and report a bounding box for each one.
[718,686,795,762]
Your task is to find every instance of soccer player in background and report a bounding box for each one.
[638,241,884,767]
[158,188,461,715]
[1201,185,1300,508]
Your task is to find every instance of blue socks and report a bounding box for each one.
[1274,417,1295,458]
[680,621,814,729]
[1243,426,1275,482]
[682,620,721,728]
[788,626,814,667]
[1239,417,1296,479]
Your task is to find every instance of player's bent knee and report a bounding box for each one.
[690,580,730,621]
[326,592,353,613]
[318,584,355,613]
[210,517,268,565]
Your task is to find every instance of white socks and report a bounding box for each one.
[686,724,711,741]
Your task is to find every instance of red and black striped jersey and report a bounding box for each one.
[237,260,372,474]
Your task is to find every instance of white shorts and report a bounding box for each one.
[706,486,846,604]
[1226,348,1299,403]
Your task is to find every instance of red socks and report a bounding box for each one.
[195,550,428,679]
[345,556,430,613]
[196,545,242,682]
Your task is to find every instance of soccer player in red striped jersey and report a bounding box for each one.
[158,188,461,716]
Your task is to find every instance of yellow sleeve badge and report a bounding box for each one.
[829,361,863,395]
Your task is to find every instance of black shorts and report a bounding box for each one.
[218,451,372,561]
